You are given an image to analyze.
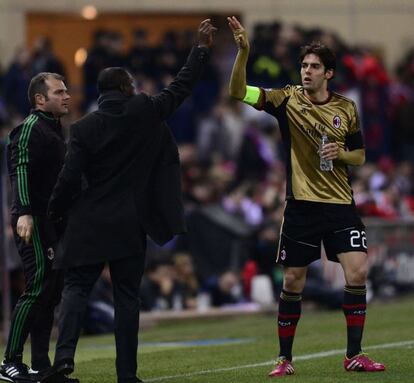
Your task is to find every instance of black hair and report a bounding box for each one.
[299,41,336,72]
[28,72,65,107]
[97,67,132,93]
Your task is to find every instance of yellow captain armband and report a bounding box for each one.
[243,86,260,106]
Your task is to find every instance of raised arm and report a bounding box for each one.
[151,19,216,121]
[227,16,250,100]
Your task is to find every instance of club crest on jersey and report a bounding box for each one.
[47,247,55,260]
[280,249,287,261]
[333,115,341,129]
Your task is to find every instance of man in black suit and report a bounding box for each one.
[43,19,216,383]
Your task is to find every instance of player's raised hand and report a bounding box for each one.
[227,16,249,51]
[197,19,217,48]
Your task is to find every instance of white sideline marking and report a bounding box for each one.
[144,339,414,382]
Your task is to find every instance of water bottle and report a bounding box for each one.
[319,134,333,171]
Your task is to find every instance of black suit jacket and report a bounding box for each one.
[48,46,209,268]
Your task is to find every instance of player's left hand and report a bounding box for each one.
[320,142,340,160]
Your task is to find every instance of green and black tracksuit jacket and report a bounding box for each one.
[5,109,65,368]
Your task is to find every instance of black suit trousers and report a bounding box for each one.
[54,253,146,383]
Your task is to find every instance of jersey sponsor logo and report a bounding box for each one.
[333,115,342,129]
[47,247,55,260]
[280,249,287,261]
[299,124,320,138]
[314,122,329,135]
[298,102,312,115]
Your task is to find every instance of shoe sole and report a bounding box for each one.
[0,375,14,383]
[40,362,74,382]
[41,370,72,383]
[56,364,74,376]
[345,369,385,372]
[0,374,39,383]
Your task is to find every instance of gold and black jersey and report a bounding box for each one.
[252,85,364,204]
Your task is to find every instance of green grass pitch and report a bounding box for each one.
[2,296,413,382]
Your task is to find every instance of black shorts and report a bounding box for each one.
[276,200,367,267]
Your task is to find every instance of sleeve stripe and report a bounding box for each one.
[16,167,28,206]
[16,115,38,207]
[17,115,35,205]
[16,115,34,206]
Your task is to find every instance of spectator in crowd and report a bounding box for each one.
[173,252,200,309]
[84,267,115,335]
[140,256,179,311]
[82,30,112,111]
[128,29,153,79]
[140,252,199,311]
[197,97,246,164]
[391,95,414,164]
[3,47,32,120]
[31,37,66,77]
[207,271,243,307]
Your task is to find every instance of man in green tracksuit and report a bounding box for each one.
[0,72,75,383]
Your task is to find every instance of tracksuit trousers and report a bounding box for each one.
[4,216,63,371]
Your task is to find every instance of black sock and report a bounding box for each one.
[3,354,23,364]
[278,289,302,361]
[343,285,366,358]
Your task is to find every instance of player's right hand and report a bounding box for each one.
[227,16,249,50]
[17,214,34,244]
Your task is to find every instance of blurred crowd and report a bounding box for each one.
[1,19,414,328]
